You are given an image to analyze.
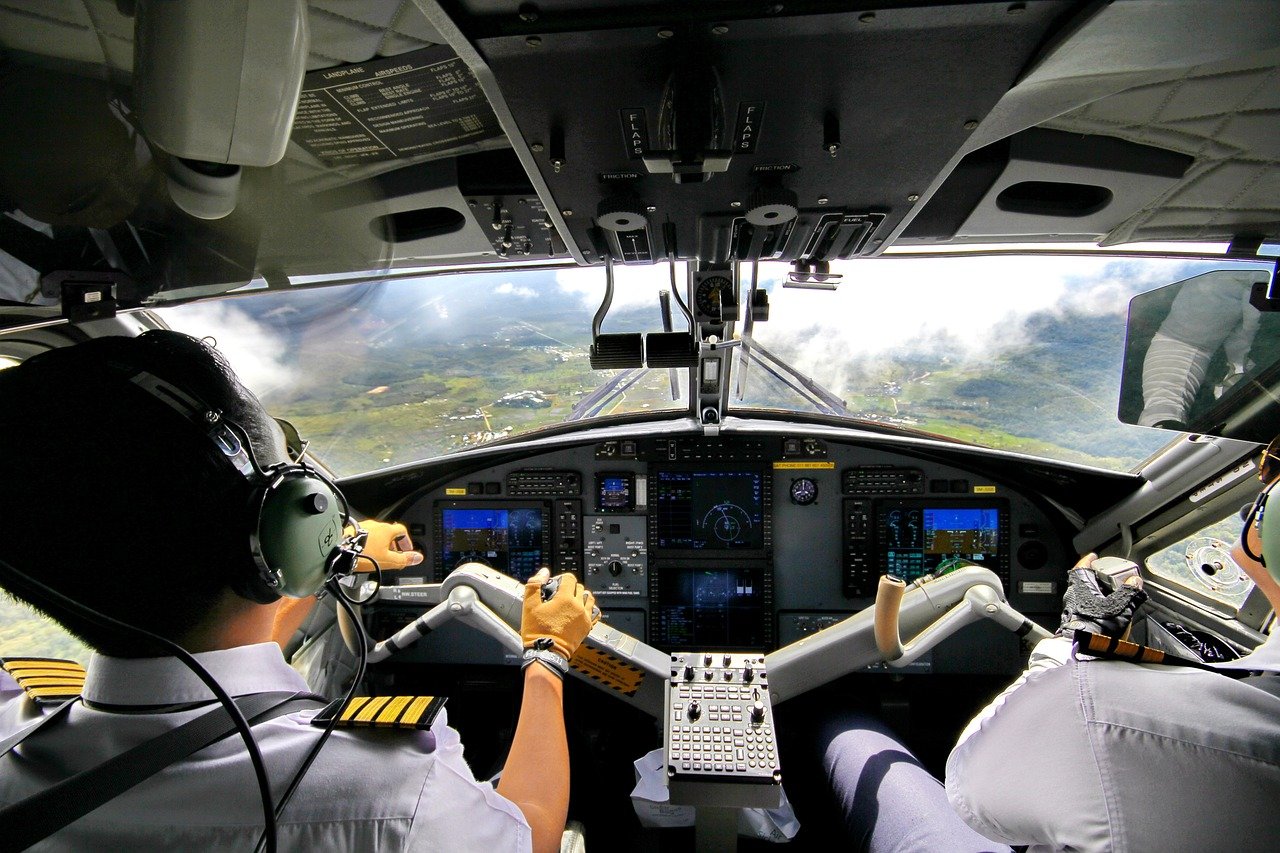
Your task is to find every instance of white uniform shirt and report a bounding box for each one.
[946,631,1280,852]
[0,643,531,851]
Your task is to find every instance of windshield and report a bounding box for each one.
[156,253,1274,477]
[739,255,1272,470]
[157,267,689,476]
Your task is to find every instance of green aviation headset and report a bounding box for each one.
[1242,436,1280,583]
[125,369,361,602]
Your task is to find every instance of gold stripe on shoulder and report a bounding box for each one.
[376,695,414,725]
[2,658,86,675]
[354,696,393,723]
[27,686,82,699]
[339,696,371,722]
[401,696,434,726]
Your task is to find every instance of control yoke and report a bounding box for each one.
[365,563,1051,718]
[874,570,1053,667]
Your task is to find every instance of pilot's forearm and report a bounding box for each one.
[497,663,570,853]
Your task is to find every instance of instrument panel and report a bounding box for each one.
[374,432,1073,673]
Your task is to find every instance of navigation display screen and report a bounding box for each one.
[653,469,765,551]
[878,502,1003,581]
[653,566,766,650]
[439,505,546,581]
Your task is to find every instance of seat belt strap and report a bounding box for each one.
[0,690,324,850]
[0,698,76,758]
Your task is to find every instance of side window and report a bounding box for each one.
[0,596,92,665]
[1145,510,1254,610]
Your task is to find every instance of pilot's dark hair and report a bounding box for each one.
[0,330,280,656]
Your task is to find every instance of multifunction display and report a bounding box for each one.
[436,502,549,582]
[653,469,766,551]
[844,498,1010,597]
[652,566,767,650]
[879,502,1003,581]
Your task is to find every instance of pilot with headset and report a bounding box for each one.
[946,438,1280,851]
[0,330,598,852]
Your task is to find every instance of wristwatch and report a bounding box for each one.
[522,639,569,678]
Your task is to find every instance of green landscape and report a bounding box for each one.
[0,595,91,664]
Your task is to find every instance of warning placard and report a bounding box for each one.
[569,645,645,696]
[292,46,504,167]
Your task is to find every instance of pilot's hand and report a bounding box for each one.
[1057,553,1147,639]
[345,520,423,572]
[521,568,599,663]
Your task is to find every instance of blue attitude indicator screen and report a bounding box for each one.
[440,507,545,581]
[880,505,1001,581]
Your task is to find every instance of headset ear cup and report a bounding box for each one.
[253,474,346,598]
[228,561,284,605]
[1260,486,1279,583]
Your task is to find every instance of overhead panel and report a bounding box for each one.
[466,1,1077,264]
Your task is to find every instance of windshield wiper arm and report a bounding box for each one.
[739,338,850,416]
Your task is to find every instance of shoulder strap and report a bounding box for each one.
[0,690,324,851]
[0,697,77,759]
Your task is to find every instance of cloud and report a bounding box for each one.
[495,281,536,298]
[553,263,687,311]
[158,302,297,395]
[748,255,1212,398]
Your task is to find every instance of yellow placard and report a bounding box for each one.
[569,645,645,696]
[445,487,468,496]
[772,461,836,470]
[973,485,997,494]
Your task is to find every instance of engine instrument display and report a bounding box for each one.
[878,501,1005,582]
[653,469,766,551]
[437,502,548,581]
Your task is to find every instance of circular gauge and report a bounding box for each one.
[790,477,818,505]
[695,275,733,318]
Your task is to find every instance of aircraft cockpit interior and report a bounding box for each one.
[1,1,1278,850]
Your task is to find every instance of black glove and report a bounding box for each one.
[1057,567,1147,638]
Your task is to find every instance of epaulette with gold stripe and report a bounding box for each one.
[1,657,87,705]
[311,695,447,730]
[1073,629,1219,671]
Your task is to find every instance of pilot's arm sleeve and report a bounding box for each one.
[945,638,1111,850]
[403,709,533,851]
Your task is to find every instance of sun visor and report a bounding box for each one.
[905,129,1193,244]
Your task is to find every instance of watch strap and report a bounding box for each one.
[521,647,569,678]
